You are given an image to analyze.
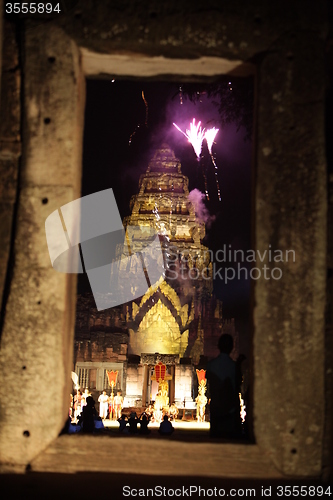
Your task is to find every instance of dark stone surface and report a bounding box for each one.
[0,19,21,315]
[54,0,327,60]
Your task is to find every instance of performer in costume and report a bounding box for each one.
[195,386,208,422]
[108,392,115,420]
[114,392,123,420]
[81,388,91,412]
[69,394,73,419]
[195,369,208,423]
[153,391,163,423]
[168,403,179,421]
[74,390,82,420]
[98,390,109,419]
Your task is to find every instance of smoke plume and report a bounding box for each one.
[188,189,216,229]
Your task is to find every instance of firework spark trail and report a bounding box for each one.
[174,120,221,201]
[208,153,221,202]
[128,91,149,146]
[179,86,183,105]
[173,119,207,198]
[213,162,222,202]
[202,168,210,201]
[204,128,219,155]
[204,128,221,202]
[186,119,205,159]
[173,119,205,159]
[153,203,169,237]
[142,90,148,126]
[128,126,139,146]
[172,122,188,140]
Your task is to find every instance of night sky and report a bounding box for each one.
[80,78,253,355]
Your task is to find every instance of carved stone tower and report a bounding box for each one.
[120,144,213,361]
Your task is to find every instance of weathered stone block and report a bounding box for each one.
[0,158,19,201]
[0,201,15,304]
[14,185,78,271]
[0,24,83,466]
[22,24,85,191]
[0,67,20,142]
[254,38,326,476]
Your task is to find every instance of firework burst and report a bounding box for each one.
[204,128,219,155]
[173,119,205,159]
[173,120,221,201]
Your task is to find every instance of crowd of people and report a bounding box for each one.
[116,411,174,435]
[67,334,247,438]
[68,388,176,435]
[67,402,175,436]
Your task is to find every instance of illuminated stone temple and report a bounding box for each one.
[74,145,238,410]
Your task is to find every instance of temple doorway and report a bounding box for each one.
[141,354,178,407]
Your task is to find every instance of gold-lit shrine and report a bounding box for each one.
[74,145,239,411]
[121,145,212,358]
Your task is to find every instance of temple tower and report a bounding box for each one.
[119,144,213,360]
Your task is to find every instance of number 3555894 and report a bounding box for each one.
[5,3,61,14]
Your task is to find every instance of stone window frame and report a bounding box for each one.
[0,22,327,480]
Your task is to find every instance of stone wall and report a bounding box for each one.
[75,333,128,364]
[175,364,194,402]
[0,22,85,467]
[125,364,144,406]
[0,19,20,310]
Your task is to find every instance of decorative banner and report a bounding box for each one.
[196,369,207,386]
[107,370,118,388]
[154,362,166,382]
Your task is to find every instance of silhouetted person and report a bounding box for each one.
[158,415,174,435]
[62,416,81,434]
[78,396,97,433]
[206,334,242,438]
[128,412,139,434]
[118,414,129,433]
[139,412,151,435]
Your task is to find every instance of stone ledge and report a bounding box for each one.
[30,435,283,479]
